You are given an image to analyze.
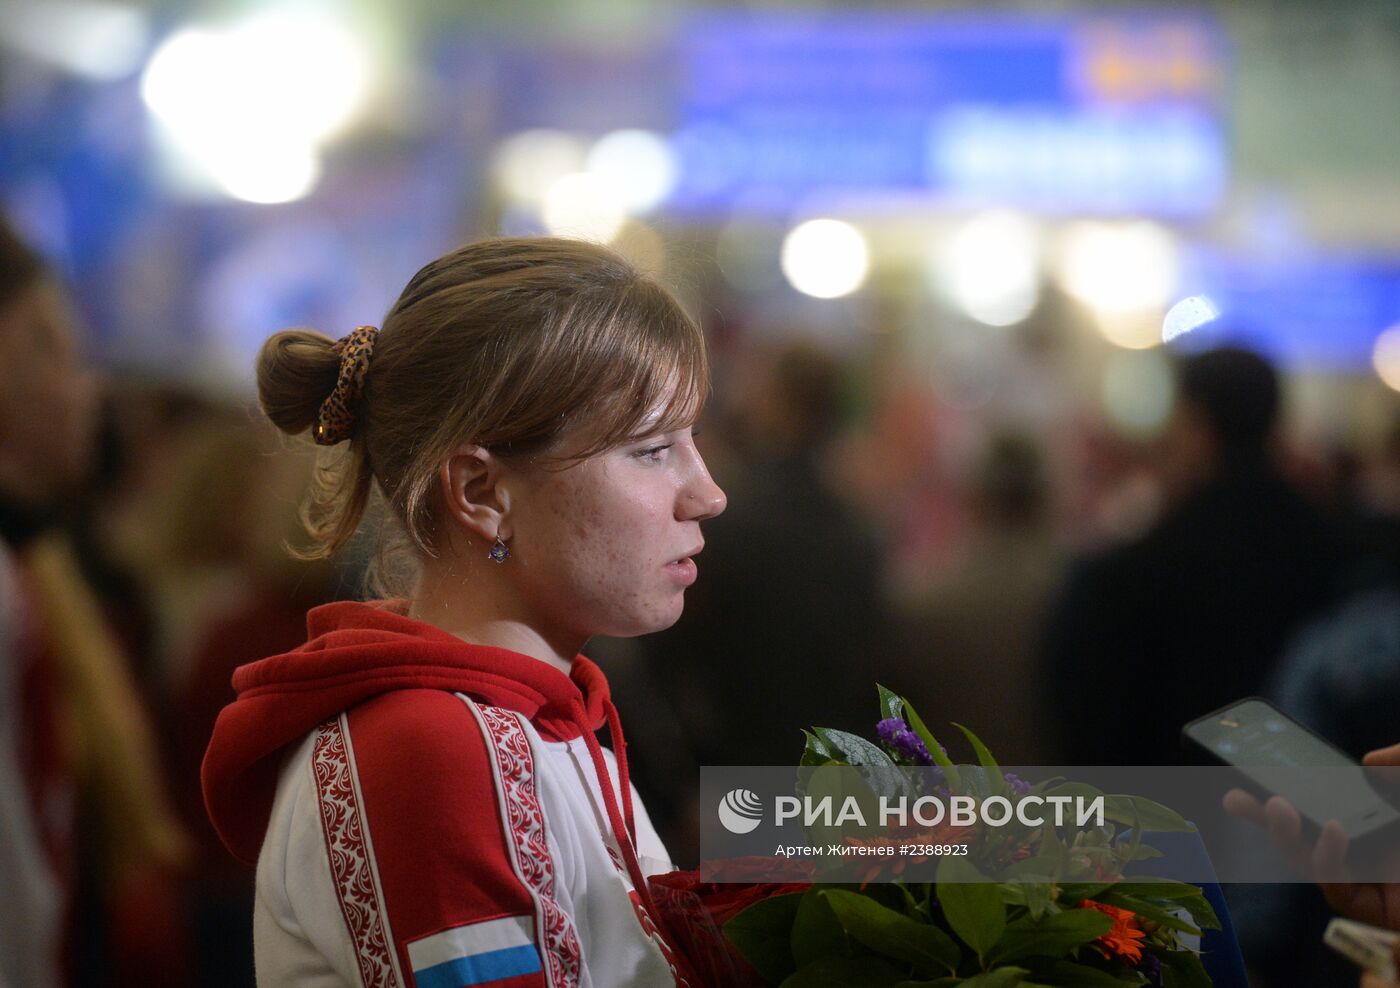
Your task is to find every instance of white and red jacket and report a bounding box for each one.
[202,600,692,988]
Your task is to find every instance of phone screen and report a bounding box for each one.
[1184,699,1400,838]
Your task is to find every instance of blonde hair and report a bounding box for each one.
[256,237,708,587]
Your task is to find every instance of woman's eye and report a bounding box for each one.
[635,443,673,462]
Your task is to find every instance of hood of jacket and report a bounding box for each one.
[202,598,618,866]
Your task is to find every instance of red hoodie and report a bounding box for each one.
[203,599,688,987]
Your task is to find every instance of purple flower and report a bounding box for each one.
[876,717,945,766]
[1004,772,1032,796]
[1137,951,1162,986]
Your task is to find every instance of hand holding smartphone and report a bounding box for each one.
[1182,698,1400,849]
[1188,699,1400,934]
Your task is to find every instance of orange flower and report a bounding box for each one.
[1078,899,1147,964]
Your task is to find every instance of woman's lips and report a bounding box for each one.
[666,557,698,586]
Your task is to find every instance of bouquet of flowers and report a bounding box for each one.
[650,687,1220,987]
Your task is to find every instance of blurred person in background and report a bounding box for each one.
[1041,345,1356,767]
[0,219,187,986]
[202,238,726,985]
[98,405,344,987]
[893,431,1062,765]
[1040,346,1363,986]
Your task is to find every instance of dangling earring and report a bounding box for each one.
[488,536,510,564]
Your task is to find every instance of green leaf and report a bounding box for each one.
[878,684,906,722]
[791,886,847,968]
[723,891,804,985]
[802,729,841,767]
[1022,882,1053,922]
[821,888,961,977]
[812,727,900,769]
[903,700,961,790]
[937,857,1006,960]
[951,723,1004,779]
[986,909,1112,966]
[956,968,1032,987]
[811,727,913,805]
[1160,949,1212,988]
[894,980,961,988]
[779,955,907,987]
[1107,882,1221,931]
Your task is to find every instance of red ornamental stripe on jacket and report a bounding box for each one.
[310,691,582,987]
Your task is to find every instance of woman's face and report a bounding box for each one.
[504,420,727,643]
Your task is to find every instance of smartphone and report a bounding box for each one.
[1182,697,1400,846]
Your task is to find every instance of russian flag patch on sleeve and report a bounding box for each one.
[407,915,542,988]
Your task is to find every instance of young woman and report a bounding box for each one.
[202,238,726,987]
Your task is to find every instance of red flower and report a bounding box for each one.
[1078,899,1147,964]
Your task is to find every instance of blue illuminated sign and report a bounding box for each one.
[1174,250,1400,371]
[668,13,1229,217]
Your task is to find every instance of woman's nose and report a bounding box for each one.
[680,466,726,522]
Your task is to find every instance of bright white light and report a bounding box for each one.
[4,1,149,80]
[1096,312,1165,351]
[207,144,322,205]
[937,210,1041,326]
[493,130,587,203]
[1373,325,1400,392]
[1102,349,1174,438]
[141,28,221,129]
[781,219,870,299]
[586,130,677,215]
[1163,294,1221,343]
[144,15,369,145]
[541,172,627,243]
[141,12,371,203]
[1055,221,1179,315]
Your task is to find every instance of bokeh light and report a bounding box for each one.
[1101,348,1175,438]
[206,145,322,206]
[585,129,677,215]
[936,210,1041,326]
[1163,294,1221,344]
[141,12,372,203]
[493,130,587,204]
[1372,325,1400,392]
[1055,221,1179,317]
[541,172,627,243]
[780,218,870,299]
[3,0,150,80]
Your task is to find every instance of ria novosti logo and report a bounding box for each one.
[715,786,1108,834]
[717,788,764,834]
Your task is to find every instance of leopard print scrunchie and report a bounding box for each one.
[314,325,379,445]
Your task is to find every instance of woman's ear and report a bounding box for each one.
[438,444,516,544]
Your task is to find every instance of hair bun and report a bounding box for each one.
[255,329,343,436]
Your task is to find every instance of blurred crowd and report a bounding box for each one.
[7,214,1400,986]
